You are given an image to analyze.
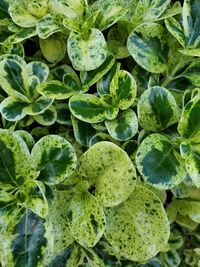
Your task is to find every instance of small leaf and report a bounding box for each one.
[15,130,35,150]
[69,94,107,123]
[0,97,27,121]
[8,27,37,44]
[67,191,105,247]
[26,61,49,83]
[71,115,96,147]
[78,141,137,207]
[67,28,107,71]
[34,105,57,126]
[31,135,77,185]
[105,109,138,141]
[37,80,79,100]
[110,70,137,109]
[138,86,180,131]
[104,186,170,262]
[24,96,53,115]
[127,23,168,73]
[136,133,187,189]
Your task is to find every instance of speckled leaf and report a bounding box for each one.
[105,109,138,141]
[67,28,107,71]
[0,97,27,121]
[104,186,170,262]
[71,115,96,146]
[36,13,64,39]
[69,94,107,123]
[24,96,53,115]
[50,65,76,82]
[34,105,57,126]
[67,191,105,247]
[0,58,30,102]
[39,35,66,64]
[110,70,137,110]
[138,86,180,131]
[173,199,200,223]
[15,130,35,150]
[78,141,137,207]
[80,53,115,89]
[37,80,79,100]
[165,17,185,47]
[31,135,77,185]
[127,23,168,73]
[0,129,38,188]
[136,134,187,190]
[178,93,200,139]
[26,61,49,83]
[8,0,48,28]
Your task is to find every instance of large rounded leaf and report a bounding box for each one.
[135,134,186,189]
[0,97,27,121]
[78,141,137,207]
[0,129,38,188]
[105,109,138,141]
[31,135,77,185]
[67,191,106,247]
[67,28,107,71]
[69,94,107,123]
[138,86,180,131]
[104,186,170,262]
[127,23,168,73]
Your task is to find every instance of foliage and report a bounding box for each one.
[0,0,200,266]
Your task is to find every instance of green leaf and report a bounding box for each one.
[0,58,30,102]
[8,27,37,44]
[89,133,119,147]
[37,80,79,100]
[67,191,106,247]
[71,115,96,146]
[104,186,170,262]
[80,53,115,89]
[8,0,48,28]
[110,70,137,110]
[105,109,138,141]
[138,86,180,131]
[178,93,200,139]
[31,135,77,185]
[39,34,66,64]
[165,17,185,47]
[11,209,47,267]
[56,103,71,125]
[15,130,35,150]
[67,28,107,71]
[34,105,57,126]
[0,129,38,188]
[127,23,168,73]
[26,61,49,83]
[24,96,53,115]
[36,13,65,39]
[0,97,27,121]
[69,94,107,123]
[97,62,120,95]
[136,133,187,189]
[78,141,137,207]
[173,199,200,223]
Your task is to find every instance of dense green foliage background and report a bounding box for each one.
[0,0,200,266]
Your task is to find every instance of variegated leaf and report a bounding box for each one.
[136,133,187,189]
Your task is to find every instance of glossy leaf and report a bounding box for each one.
[0,97,27,121]
[31,135,77,185]
[24,96,53,115]
[78,141,137,207]
[136,134,187,189]
[34,105,57,126]
[138,86,180,131]
[69,94,107,123]
[67,191,106,247]
[67,28,107,71]
[110,70,137,110]
[104,186,170,262]
[105,109,138,141]
[127,23,168,73]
